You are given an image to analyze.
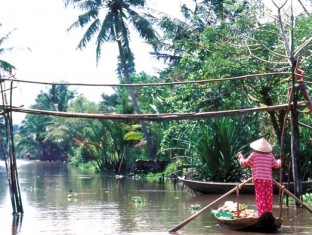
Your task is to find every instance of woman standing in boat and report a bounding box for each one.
[236,138,282,217]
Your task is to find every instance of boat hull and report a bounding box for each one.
[215,212,282,232]
[179,177,312,194]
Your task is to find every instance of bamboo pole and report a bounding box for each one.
[169,177,253,233]
[273,179,312,214]
[1,103,306,122]
[0,75,23,214]
[0,72,291,87]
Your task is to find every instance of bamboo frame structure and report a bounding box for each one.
[0,70,308,215]
[0,68,309,216]
[0,77,23,214]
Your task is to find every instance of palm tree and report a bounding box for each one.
[64,0,158,159]
[0,24,16,73]
[44,83,76,112]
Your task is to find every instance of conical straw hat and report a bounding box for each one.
[250,138,272,153]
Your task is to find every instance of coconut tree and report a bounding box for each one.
[0,24,16,73]
[64,0,158,159]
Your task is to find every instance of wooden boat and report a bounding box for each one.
[169,178,312,234]
[214,212,282,232]
[179,177,312,194]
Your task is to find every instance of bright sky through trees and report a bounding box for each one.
[0,0,191,123]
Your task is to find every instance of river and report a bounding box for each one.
[0,160,311,234]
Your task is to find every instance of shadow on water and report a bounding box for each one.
[1,160,312,235]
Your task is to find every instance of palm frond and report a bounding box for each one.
[0,26,16,72]
[0,28,16,47]
[64,0,83,8]
[127,8,157,42]
[77,19,101,50]
[124,131,143,141]
[126,0,145,7]
[96,12,116,62]
[0,60,16,72]
[79,9,99,27]
[66,8,99,33]
[79,0,102,11]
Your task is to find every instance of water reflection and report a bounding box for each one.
[0,160,311,234]
[12,214,23,235]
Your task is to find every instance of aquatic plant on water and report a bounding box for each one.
[25,186,38,192]
[301,192,312,202]
[67,189,78,201]
[188,204,201,213]
[283,192,312,204]
[132,196,145,206]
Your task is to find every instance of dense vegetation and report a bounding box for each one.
[1,1,311,182]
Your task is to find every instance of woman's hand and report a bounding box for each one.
[277,159,282,166]
[236,151,243,159]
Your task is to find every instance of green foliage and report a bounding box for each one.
[44,83,76,111]
[16,84,76,161]
[163,162,178,177]
[301,192,312,202]
[158,5,312,183]
[284,192,312,205]
[132,196,146,206]
[194,118,242,181]
[188,204,201,213]
[299,115,312,180]
[67,190,78,201]
[124,131,143,141]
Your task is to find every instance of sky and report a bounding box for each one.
[0,0,192,124]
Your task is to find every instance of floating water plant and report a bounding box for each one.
[25,186,38,192]
[302,193,312,202]
[188,204,201,212]
[132,196,145,205]
[67,190,78,201]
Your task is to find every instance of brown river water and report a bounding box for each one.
[0,160,311,235]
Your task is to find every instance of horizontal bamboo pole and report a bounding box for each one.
[0,72,290,87]
[0,103,306,122]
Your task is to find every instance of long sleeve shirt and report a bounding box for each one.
[238,151,281,180]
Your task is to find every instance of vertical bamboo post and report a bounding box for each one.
[0,74,23,214]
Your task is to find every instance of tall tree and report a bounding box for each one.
[153,0,254,65]
[64,0,158,159]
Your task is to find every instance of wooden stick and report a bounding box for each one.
[236,186,240,218]
[272,179,312,214]
[169,177,253,233]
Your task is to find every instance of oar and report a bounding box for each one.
[169,177,253,233]
[272,179,312,214]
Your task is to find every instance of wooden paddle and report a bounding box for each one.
[273,179,312,214]
[169,177,253,233]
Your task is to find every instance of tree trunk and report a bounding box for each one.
[116,40,155,159]
[290,58,302,199]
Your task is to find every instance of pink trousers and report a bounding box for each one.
[254,179,273,216]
